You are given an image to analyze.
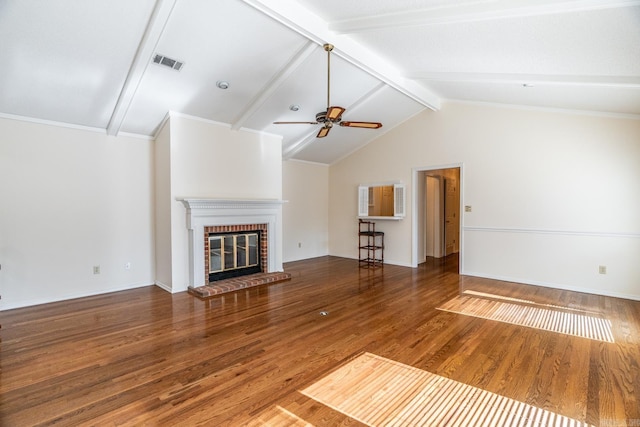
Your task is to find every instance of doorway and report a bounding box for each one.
[412,165,462,271]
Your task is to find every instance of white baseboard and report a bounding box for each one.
[154,281,172,293]
[333,254,413,268]
[0,282,153,311]
[460,270,640,302]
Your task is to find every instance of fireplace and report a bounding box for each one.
[179,198,285,289]
[208,231,260,281]
[205,224,267,282]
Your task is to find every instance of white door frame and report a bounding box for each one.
[411,163,464,270]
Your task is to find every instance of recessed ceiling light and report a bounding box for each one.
[289,104,300,112]
[216,80,230,90]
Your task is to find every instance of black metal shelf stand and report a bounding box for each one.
[358,219,384,268]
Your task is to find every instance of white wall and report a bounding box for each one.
[153,119,172,291]
[0,118,155,310]
[329,132,413,267]
[282,160,329,262]
[4,101,637,308]
[162,114,283,292]
[329,102,640,300]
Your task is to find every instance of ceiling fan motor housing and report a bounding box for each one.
[272,43,382,137]
[316,110,340,124]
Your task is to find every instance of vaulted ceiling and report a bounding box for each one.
[1,0,638,164]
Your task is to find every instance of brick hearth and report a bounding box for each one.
[188,272,292,300]
[179,198,286,294]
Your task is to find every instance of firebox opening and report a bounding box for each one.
[208,230,262,282]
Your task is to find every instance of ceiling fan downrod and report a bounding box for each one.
[324,43,333,111]
[272,42,382,138]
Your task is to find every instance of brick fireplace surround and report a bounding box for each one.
[179,199,290,298]
[203,223,268,279]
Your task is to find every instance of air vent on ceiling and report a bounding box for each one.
[152,54,184,71]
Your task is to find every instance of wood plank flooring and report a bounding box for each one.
[1,255,639,426]
[298,352,593,426]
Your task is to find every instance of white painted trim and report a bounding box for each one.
[340,254,413,268]
[284,158,330,167]
[463,226,640,239]
[346,82,388,113]
[359,216,402,221]
[231,40,317,130]
[408,72,640,88]
[282,131,318,159]
[461,271,640,302]
[282,82,388,161]
[177,198,286,288]
[114,132,155,141]
[357,182,406,219]
[360,180,403,188]
[412,163,465,269]
[445,99,640,121]
[240,0,441,110]
[0,112,107,134]
[166,111,283,140]
[107,0,178,136]
[327,107,426,165]
[330,0,640,34]
[237,126,285,140]
[178,198,287,210]
[0,112,154,140]
[152,111,172,139]
[154,281,172,293]
[283,99,426,164]
[169,111,233,128]
[0,282,153,311]
[358,186,369,217]
[383,259,413,268]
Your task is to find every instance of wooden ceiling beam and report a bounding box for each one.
[106,0,177,136]
[329,0,640,34]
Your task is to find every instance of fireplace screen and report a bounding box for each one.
[208,231,261,281]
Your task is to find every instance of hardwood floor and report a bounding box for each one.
[1,255,639,426]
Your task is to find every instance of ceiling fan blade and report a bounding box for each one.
[340,121,383,129]
[317,126,331,138]
[275,44,379,138]
[326,106,345,121]
[273,121,318,125]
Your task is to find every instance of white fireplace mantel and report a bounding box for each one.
[178,198,286,288]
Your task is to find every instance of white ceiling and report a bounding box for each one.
[1,0,638,164]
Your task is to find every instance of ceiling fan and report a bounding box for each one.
[274,43,383,138]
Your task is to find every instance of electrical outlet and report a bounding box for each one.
[93,265,100,275]
[125,262,131,270]
[599,265,607,274]
[465,205,472,212]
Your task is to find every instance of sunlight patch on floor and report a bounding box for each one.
[301,352,593,427]
[462,290,604,316]
[439,291,614,343]
[246,405,312,426]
